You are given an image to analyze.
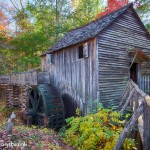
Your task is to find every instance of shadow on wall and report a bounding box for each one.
[62,94,77,119]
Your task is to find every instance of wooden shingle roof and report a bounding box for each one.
[43,3,133,54]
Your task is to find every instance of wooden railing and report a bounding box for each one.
[115,80,150,150]
[0,75,9,84]
[0,72,50,86]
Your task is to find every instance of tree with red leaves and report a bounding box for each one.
[97,0,129,18]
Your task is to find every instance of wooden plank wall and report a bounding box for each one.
[44,39,99,114]
[97,8,150,108]
[37,72,50,84]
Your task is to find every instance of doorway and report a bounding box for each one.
[130,63,138,84]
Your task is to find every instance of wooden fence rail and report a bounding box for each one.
[0,72,50,86]
[0,75,9,84]
[115,80,150,150]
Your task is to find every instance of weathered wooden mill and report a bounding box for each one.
[0,3,150,148]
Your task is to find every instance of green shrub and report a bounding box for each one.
[64,108,136,150]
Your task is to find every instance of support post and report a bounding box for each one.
[13,86,20,107]
[20,85,31,111]
[6,85,14,107]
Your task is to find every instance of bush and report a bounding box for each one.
[64,108,136,150]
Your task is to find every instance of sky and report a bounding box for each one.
[0,0,30,31]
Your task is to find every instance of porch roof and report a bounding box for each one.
[129,50,150,63]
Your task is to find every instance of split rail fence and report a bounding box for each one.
[115,80,150,150]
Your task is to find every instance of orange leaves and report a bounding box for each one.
[0,11,9,31]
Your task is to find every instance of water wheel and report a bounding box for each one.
[27,84,65,129]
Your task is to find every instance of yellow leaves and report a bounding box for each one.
[104,142,114,150]
[123,138,137,150]
[64,108,136,150]
[96,131,104,139]
[93,122,100,128]
[42,127,50,134]
[70,0,80,10]
[109,123,119,131]
[111,125,116,130]
[76,107,80,116]
[97,108,101,112]
[103,116,107,123]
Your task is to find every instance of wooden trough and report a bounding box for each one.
[0,71,50,85]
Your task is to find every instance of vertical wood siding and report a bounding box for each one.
[97,8,150,108]
[43,39,98,115]
[41,56,46,72]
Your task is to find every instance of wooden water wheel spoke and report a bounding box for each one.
[29,89,41,113]
[35,96,41,111]
[36,114,45,126]
[33,89,38,103]
[34,115,39,125]
[29,95,35,108]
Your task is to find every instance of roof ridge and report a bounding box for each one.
[42,3,133,55]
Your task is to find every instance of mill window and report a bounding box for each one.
[78,46,84,59]
[78,42,89,59]
[46,54,54,64]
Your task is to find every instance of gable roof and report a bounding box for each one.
[43,3,146,55]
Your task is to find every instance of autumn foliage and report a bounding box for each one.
[0,11,9,31]
[64,108,136,150]
[97,0,129,18]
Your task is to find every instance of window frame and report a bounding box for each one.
[78,45,84,59]
[46,54,54,64]
[78,42,89,59]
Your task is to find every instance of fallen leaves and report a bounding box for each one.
[0,101,74,150]
[0,125,74,150]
